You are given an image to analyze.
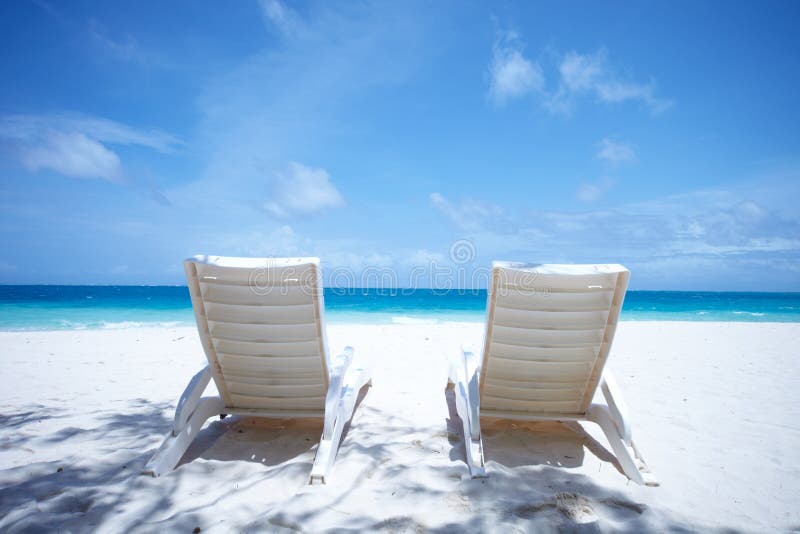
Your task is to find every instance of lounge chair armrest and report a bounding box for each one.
[173,365,212,435]
[462,344,481,378]
[328,346,354,386]
[448,344,480,383]
[323,346,354,438]
[462,346,482,441]
[600,369,632,444]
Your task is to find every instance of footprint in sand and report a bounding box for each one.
[513,493,597,524]
[598,497,646,515]
[554,493,597,523]
[36,492,94,514]
[514,493,645,525]
[513,501,558,519]
[444,492,471,512]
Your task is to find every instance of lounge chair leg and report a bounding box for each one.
[143,396,224,477]
[308,351,372,484]
[452,381,486,478]
[586,404,658,486]
[347,356,372,393]
[465,436,486,478]
[447,346,486,478]
[308,396,351,485]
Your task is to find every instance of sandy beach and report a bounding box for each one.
[1,321,798,532]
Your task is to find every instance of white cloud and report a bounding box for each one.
[488,31,544,104]
[211,225,305,258]
[577,177,616,203]
[66,117,180,153]
[88,19,145,64]
[174,3,431,219]
[0,113,181,153]
[20,131,124,182]
[0,113,181,183]
[263,162,344,218]
[484,35,672,115]
[430,192,505,231]
[548,50,672,114]
[596,138,636,164]
[259,0,301,35]
[595,79,672,114]
[559,51,605,92]
[405,249,446,265]
[324,250,394,272]
[578,184,604,202]
[429,181,800,289]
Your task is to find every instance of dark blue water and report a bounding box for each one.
[0,286,798,330]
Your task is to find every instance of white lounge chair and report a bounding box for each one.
[144,256,371,484]
[447,262,656,486]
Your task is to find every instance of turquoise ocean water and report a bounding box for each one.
[0,286,798,331]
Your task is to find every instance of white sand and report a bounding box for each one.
[1,321,799,532]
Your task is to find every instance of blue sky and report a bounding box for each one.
[1,0,799,290]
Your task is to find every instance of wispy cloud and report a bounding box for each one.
[258,0,302,35]
[547,50,672,114]
[263,162,344,218]
[596,138,636,164]
[88,19,146,64]
[487,30,544,104]
[0,113,181,152]
[20,131,124,182]
[30,0,62,22]
[208,225,306,258]
[430,182,800,289]
[176,2,432,220]
[430,192,505,231]
[0,113,181,182]
[577,177,616,203]
[486,32,672,115]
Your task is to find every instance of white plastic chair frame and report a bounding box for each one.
[447,262,656,486]
[143,256,371,485]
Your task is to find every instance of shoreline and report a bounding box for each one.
[1,322,799,531]
[1,317,799,334]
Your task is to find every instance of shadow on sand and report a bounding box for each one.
[444,386,620,473]
[177,384,372,470]
[0,388,717,533]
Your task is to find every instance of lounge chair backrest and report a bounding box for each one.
[480,262,630,417]
[184,256,329,413]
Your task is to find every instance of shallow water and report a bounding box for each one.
[0,286,798,330]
